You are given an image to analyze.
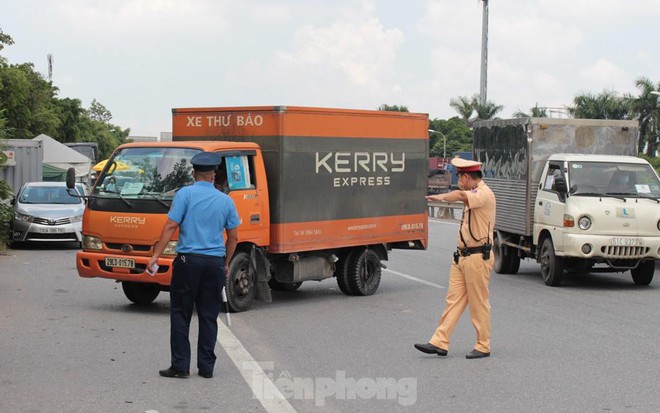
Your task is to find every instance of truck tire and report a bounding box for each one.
[631,261,655,286]
[539,237,564,287]
[226,251,256,312]
[122,281,160,304]
[346,248,381,296]
[335,252,356,295]
[493,234,520,274]
[269,279,303,291]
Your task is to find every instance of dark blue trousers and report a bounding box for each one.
[170,254,226,374]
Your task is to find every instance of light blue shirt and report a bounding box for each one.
[168,181,240,257]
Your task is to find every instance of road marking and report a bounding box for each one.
[384,268,446,289]
[217,318,297,413]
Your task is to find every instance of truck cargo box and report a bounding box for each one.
[172,106,429,253]
[472,117,639,236]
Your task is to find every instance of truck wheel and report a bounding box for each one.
[346,248,381,296]
[226,251,256,312]
[122,282,160,304]
[269,279,303,291]
[335,252,356,295]
[539,237,564,286]
[493,234,520,274]
[631,261,655,286]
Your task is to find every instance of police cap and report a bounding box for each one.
[191,152,221,172]
[451,157,482,173]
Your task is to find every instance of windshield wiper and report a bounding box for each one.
[140,191,171,208]
[636,193,660,203]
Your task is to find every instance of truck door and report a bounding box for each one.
[534,162,567,250]
[217,152,269,247]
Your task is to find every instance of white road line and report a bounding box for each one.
[217,319,297,413]
[384,268,446,289]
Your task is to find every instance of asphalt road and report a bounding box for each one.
[2,221,660,413]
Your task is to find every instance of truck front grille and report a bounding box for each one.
[600,246,649,258]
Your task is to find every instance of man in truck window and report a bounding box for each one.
[415,158,496,359]
[148,151,240,379]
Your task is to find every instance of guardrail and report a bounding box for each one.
[428,201,463,220]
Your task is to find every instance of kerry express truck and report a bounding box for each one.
[70,106,428,311]
[474,118,660,287]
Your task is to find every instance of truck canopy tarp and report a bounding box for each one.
[33,134,92,178]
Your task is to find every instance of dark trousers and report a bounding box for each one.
[170,254,226,374]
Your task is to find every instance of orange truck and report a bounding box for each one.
[68,106,428,311]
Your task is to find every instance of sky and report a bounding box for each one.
[2,0,660,137]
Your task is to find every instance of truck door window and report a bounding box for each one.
[543,164,563,192]
[221,155,256,191]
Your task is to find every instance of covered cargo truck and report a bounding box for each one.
[70,106,428,311]
[474,118,660,286]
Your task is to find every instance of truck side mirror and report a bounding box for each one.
[555,175,568,193]
[66,167,76,189]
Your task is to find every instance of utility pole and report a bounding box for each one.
[479,0,489,107]
[47,54,53,82]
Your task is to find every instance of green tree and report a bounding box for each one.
[628,77,660,156]
[473,99,504,121]
[449,95,475,121]
[378,104,409,112]
[428,117,472,157]
[88,99,112,123]
[568,90,631,120]
[513,103,547,118]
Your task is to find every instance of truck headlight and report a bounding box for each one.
[162,241,178,256]
[82,235,103,250]
[578,216,592,230]
[657,219,660,231]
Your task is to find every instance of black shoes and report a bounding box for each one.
[414,343,448,356]
[465,349,490,359]
[198,370,213,379]
[159,366,190,378]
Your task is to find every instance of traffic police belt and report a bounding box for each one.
[457,246,484,256]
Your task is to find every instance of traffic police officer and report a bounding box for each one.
[148,151,240,378]
[415,158,496,359]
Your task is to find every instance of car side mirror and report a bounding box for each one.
[10,197,15,206]
[66,167,76,189]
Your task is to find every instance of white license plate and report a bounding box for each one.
[105,257,136,268]
[38,227,65,234]
[611,237,643,247]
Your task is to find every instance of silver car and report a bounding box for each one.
[10,182,86,245]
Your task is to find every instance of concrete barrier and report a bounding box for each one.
[428,201,463,220]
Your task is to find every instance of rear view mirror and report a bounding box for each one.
[66,168,76,189]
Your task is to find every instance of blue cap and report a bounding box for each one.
[191,152,221,171]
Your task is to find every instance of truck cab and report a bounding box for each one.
[533,154,660,285]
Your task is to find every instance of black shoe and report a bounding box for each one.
[198,370,213,379]
[414,343,448,356]
[159,366,190,378]
[465,349,490,359]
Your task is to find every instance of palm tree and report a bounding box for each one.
[568,90,631,120]
[473,99,504,121]
[513,104,548,118]
[449,95,476,121]
[628,77,660,156]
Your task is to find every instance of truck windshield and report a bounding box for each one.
[93,147,201,200]
[568,161,660,198]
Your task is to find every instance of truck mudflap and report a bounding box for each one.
[250,245,272,303]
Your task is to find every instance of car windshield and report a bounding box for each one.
[20,185,84,204]
[93,147,200,200]
[568,161,660,198]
